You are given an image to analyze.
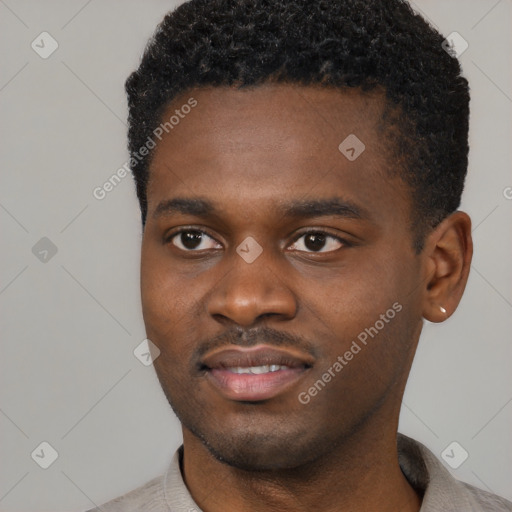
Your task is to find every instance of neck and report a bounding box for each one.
[181,420,421,512]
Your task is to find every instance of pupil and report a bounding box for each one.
[305,233,325,251]
[182,231,202,249]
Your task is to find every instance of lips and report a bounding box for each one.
[200,345,314,402]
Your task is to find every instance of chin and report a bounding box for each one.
[191,423,327,472]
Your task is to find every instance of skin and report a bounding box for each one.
[140,83,473,512]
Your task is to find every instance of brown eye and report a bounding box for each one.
[170,230,221,251]
[288,232,344,253]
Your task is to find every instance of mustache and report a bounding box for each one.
[194,325,318,361]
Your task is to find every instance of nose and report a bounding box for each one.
[207,248,298,327]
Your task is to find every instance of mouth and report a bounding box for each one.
[200,345,314,402]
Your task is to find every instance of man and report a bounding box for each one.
[88,0,512,510]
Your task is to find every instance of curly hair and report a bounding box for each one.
[125,0,469,250]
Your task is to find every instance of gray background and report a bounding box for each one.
[0,1,511,510]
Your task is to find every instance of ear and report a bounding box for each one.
[421,211,473,323]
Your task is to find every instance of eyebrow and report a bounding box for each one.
[153,196,366,221]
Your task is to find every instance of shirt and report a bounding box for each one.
[86,433,512,511]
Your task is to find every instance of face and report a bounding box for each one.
[141,83,426,470]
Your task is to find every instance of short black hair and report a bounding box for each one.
[125,0,470,250]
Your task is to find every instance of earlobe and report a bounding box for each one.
[421,211,473,323]
[425,303,448,323]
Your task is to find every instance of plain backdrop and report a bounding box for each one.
[0,1,511,510]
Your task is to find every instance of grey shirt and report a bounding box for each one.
[86,434,512,511]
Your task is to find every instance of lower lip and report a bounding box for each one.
[206,367,307,401]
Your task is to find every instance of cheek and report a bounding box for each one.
[303,251,408,318]
[299,250,420,369]
[140,244,189,339]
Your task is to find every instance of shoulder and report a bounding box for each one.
[83,446,196,512]
[84,474,168,512]
[460,482,512,512]
[397,433,512,512]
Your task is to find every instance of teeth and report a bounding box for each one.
[227,365,289,374]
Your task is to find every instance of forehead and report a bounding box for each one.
[152,83,387,159]
[146,83,410,225]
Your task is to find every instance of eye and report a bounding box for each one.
[288,231,345,253]
[168,229,221,251]
[167,228,347,254]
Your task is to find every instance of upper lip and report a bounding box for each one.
[200,345,315,370]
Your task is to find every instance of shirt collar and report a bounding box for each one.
[160,433,485,511]
[397,433,485,511]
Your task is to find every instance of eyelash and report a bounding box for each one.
[165,227,350,254]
